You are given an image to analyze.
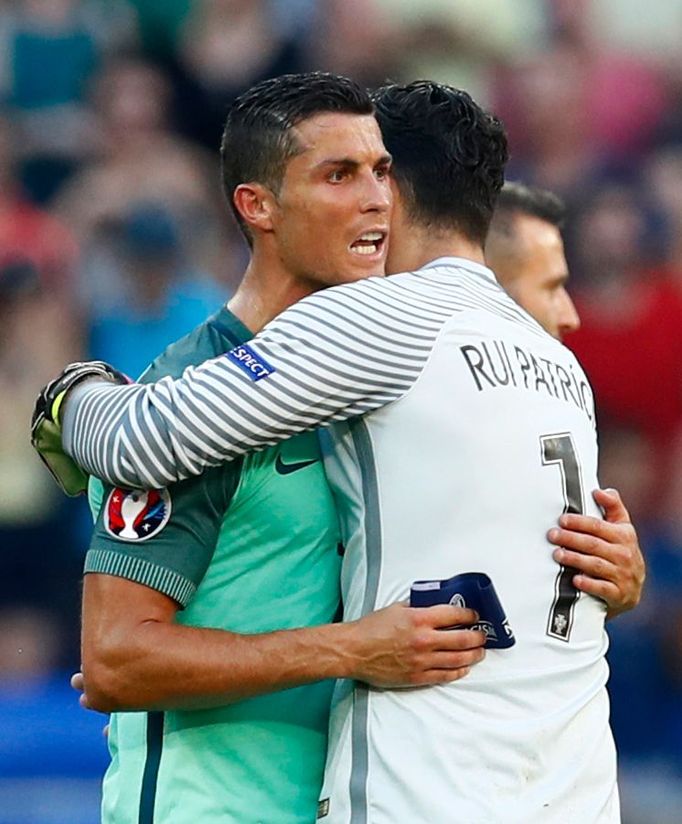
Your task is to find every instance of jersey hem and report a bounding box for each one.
[84,549,196,607]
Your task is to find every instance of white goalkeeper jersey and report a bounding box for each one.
[64,258,618,822]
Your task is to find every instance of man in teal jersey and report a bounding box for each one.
[71,73,488,824]
[87,313,344,824]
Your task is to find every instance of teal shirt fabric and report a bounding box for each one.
[86,306,342,823]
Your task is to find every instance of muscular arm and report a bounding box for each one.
[547,488,645,619]
[81,574,486,713]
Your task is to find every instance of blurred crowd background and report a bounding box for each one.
[0,1,681,822]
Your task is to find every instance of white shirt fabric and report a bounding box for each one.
[63,258,619,822]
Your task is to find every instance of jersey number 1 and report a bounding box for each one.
[541,433,583,642]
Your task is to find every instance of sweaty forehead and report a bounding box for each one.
[290,112,386,162]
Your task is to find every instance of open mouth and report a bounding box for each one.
[349,231,387,257]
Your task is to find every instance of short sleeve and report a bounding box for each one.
[84,465,241,608]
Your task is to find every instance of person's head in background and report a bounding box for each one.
[485,182,580,341]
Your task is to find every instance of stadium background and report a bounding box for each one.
[0,1,681,822]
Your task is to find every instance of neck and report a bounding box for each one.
[388,224,486,274]
[227,244,320,333]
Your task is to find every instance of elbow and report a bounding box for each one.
[81,637,148,713]
[81,658,130,714]
[82,670,121,715]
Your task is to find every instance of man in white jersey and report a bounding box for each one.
[487,181,644,618]
[49,81,620,821]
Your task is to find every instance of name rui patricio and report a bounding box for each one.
[460,340,595,428]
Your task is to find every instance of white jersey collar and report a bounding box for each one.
[419,256,498,284]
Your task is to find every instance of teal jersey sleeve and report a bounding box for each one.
[85,469,240,607]
[87,476,105,520]
[82,307,252,606]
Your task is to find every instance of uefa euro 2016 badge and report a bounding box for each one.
[104,487,172,542]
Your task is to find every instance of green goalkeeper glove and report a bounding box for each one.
[30,361,130,496]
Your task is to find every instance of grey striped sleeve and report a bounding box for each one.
[63,278,446,489]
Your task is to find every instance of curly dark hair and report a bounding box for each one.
[221,72,374,245]
[373,81,508,244]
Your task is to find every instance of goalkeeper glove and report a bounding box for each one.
[30,361,130,496]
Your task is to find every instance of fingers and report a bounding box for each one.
[571,573,619,604]
[552,546,615,580]
[411,660,483,687]
[410,613,487,678]
[436,646,486,669]
[423,646,486,671]
[412,667,472,686]
[554,543,619,590]
[549,487,634,543]
[550,514,628,546]
[356,602,489,688]
[71,670,94,710]
[548,525,613,560]
[550,522,645,615]
[592,488,631,525]
[399,646,486,687]
[548,520,638,564]
[414,606,488,649]
[413,604,481,630]
[418,628,488,655]
[70,671,84,692]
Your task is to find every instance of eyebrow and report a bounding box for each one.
[314,154,392,171]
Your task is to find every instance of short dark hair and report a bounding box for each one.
[490,182,566,238]
[221,72,374,245]
[373,81,508,243]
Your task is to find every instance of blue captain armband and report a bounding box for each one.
[410,572,516,649]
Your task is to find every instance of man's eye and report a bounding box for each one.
[329,170,346,182]
[375,166,390,180]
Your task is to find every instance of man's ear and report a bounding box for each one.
[233,183,277,236]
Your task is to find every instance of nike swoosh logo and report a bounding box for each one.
[275,454,319,475]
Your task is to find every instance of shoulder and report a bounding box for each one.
[140,307,245,381]
[140,321,218,382]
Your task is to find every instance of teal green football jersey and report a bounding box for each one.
[85,306,342,824]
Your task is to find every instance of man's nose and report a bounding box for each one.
[558,291,581,338]
[362,172,392,213]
